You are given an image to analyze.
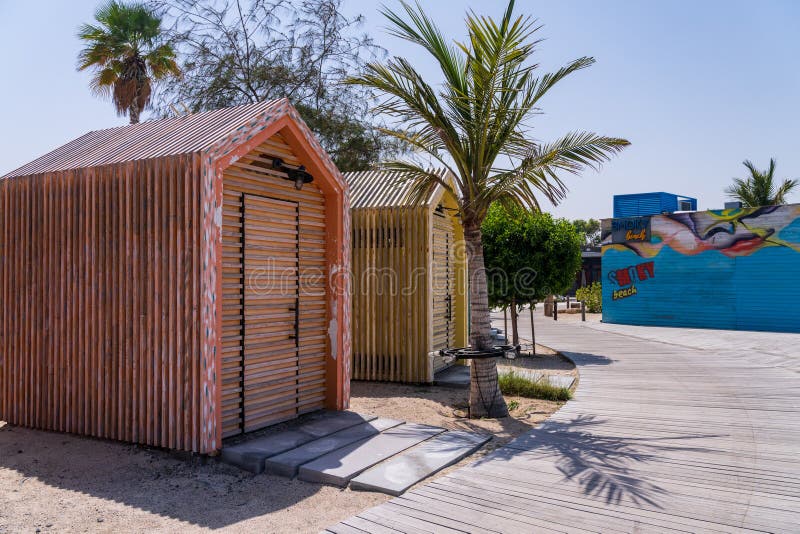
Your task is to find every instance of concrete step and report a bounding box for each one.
[433,365,469,388]
[220,411,376,473]
[297,423,445,487]
[350,430,492,496]
[264,418,403,478]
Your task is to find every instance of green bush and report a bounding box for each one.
[576,281,602,313]
[498,371,572,401]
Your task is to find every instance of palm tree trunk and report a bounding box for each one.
[463,218,508,418]
[129,102,140,124]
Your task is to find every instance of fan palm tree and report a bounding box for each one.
[725,159,798,207]
[77,1,180,124]
[347,0,629,417]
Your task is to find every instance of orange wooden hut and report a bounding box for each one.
[0,99,351,454]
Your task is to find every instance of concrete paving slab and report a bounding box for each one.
[433,365,469,388]
[264,418,403,478]
[350,431,492,496]
[297,423,445,487]
[221,411,376,473]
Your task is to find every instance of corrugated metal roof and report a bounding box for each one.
[345,168,450,209]
[3,99,287,178]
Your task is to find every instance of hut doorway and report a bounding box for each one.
[241,194,301,433]
[224,192,303,435]
[432,211,457,351]
[221,134,331,438]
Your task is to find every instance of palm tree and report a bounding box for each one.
[725,159,798,207]
[77,1,180,124]
[347,0,629,417]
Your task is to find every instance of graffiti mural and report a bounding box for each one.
[603,205,800,258]
[608,261,655,301]
[610,216,651,243]
[601,204,800,333]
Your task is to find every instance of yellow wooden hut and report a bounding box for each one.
[345,169,468,383]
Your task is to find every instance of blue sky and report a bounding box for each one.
[1,0,798,219]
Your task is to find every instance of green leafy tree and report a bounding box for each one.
[78,1,181,124]
[571,218,601,246]
[483,204,582,349]
[347,0,629,417]
[148,0,404,171]
[725,158,798,207]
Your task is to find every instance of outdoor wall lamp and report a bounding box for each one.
[272,157,314,190]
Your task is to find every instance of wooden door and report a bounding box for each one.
[220,136,328,438]
[241,194,301,432]
[432,212,456,352]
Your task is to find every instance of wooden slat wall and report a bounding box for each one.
[220,133,328,437]
[351,206,430,383]
[0,154,204,451]
[221,188,245,438]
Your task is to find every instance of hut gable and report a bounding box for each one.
[345,168,450,209]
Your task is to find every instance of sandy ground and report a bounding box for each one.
[0,421,391,534]
[351,348,575,451]
[0,319,576,533]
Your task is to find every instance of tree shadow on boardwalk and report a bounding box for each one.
[561,351,615,366]
[475,414,723,509]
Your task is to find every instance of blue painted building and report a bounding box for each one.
[601,203,800,333]
[613,192,697,218]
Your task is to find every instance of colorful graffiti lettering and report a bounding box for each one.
[612,286,638,300]
[607,261,654,301]
[611,217,651,243]
[626,228,647,241]
[608,261,655,288]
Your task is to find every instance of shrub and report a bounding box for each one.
[498,371,572,401]
[576,281,602,313]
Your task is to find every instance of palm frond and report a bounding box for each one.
[774,179,799,204]
[347,58,469,176]
[380,2,468,98]
[374,127,465,192]
[348,0,629,222]
[77,0,178,121]
[378,161,459,206]
[727,158,796,207]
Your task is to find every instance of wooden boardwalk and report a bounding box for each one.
[327,319,800,533]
